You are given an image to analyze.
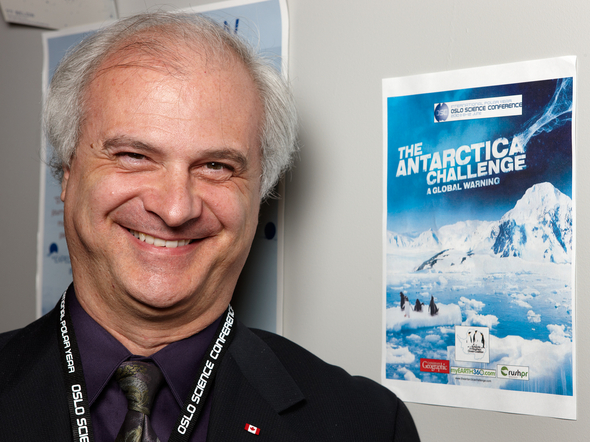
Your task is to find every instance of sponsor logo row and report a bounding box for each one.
[420,359,529,380]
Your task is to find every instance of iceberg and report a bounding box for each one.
[386,303,462,332]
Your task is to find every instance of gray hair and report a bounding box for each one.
[44,11,297,199]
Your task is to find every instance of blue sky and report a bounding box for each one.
[387,78,573,234]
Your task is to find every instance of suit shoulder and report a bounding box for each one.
[0,329,19,353]
[0,307,71,438]
[0,309,60,384]
[249,328,353,377]
[250,329,393,400]
[249,328,420,440]
[0,309,57,352]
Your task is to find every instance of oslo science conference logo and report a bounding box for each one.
[434,103,449,122]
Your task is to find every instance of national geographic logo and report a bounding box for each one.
[420,359,450,373]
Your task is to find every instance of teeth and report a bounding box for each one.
[130,229,191,248]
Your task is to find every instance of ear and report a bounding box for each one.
[60,166,70,202]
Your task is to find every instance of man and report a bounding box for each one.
[0,12,420,441]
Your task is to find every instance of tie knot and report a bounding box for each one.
[116,361,163,416]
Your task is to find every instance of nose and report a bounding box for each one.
[144,168,202,227]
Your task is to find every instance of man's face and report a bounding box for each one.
[61,51,263,321]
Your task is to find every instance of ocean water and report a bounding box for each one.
[385,255,573,396]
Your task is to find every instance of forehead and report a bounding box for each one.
[83,42,263,151]
[91,37,259,102]
[97,30,237,77]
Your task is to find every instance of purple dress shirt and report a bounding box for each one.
[68,287,221,442]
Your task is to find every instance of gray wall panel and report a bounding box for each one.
[1,0,588,439]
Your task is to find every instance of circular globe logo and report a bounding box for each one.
[501,366,508,376]
[434,103,449,122]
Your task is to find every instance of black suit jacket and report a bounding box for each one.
[0,306,420,441]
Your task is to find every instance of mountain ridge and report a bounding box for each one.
[388,182,572,265]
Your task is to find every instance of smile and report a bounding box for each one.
[129,229,192,248]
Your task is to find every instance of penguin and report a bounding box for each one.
[400,292,411,317]
[428,295,439,316]
[414,299,423,312]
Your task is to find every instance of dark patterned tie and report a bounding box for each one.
[115,361,163,442]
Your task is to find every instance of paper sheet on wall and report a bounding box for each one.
[38,0,288,333]
[0,0,116,29]
[381,57,576,419]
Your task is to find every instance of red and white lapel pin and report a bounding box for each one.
[245,423,261,435]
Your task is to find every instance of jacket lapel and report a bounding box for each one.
[207,323,305,441]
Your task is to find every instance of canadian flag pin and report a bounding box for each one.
[245,423,261,435]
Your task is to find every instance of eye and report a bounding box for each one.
[206,162,225,170]
[113,151,150,168]
[118,152,146,161]
[197,162,234,181]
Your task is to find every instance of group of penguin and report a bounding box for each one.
[399,291,439,318]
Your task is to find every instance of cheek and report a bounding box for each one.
[207,189,258,234]
[70,173,134,227]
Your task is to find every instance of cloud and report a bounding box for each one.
[401,368,422,382]
[438,326,455,334]
[522,287,540,297]
[448,333,573,395]
[463,310,499,328]
[510,292,534,309]
[458,297,485,311]
[548,324,571,345]
[511,299,532,309]
[425,334,442,343]
[386,344,415,364]
[527,310,541,323]
[491,334,572,383]
[511,292,533,299]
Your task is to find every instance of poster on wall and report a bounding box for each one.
[38,0,288,333]
[381,57,576,419]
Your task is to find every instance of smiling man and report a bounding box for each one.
[0,12,419,442]
[60,30,263,357]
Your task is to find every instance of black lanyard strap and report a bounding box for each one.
[57,290,235,442]
[58,291,95,442]
[169,305,235,441]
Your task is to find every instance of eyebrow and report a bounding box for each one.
[102,136,159,154]
[202,148,249,171]
[102,136,249,171]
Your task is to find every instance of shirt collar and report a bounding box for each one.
[68,285,222,407]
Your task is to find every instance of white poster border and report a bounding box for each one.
[381,56,576,420]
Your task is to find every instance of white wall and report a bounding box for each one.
[1,1,589,440]
[282,1,589,440]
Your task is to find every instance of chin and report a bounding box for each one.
[134,288,192,309]
[120,276,191,309]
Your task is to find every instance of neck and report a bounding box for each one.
[73,287,229,357]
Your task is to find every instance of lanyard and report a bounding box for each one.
[57,290,235,442]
